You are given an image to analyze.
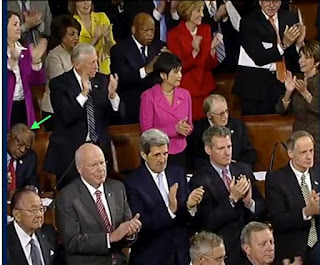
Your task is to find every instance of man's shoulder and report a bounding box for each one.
[111,37,135,53]
[50,69,73,83]
[266,164,291,182]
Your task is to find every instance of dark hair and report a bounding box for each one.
[11,189,38,215]
[299,40,320,70]
[153,52,182,84]
[48,15,81,50]
[8,10,20,23]
[202,125,231,148]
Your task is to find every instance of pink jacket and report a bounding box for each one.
[140,84,193,154]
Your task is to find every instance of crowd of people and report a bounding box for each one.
[6,1,320,265]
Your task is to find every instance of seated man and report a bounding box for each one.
[191,94,256,169]
[124,129,204,265]
[266,131,320,265]
[56,143,141,265]
[189,125,265,265]
[7,189,57,265]
[241,221,275,265]
[190,231,227,265]
[7,123,39,196]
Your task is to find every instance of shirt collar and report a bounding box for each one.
[289,160,309,180]
[73,68,83,90]
[7,41,27,57]
[132,35,148,55]
[7,153,12,162]
[261,10,278,21]
[14,220,36,249]
[81,177,105,197]
[210,161,230,178]
[145,161,164,182]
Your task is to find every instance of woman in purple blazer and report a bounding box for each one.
[7,11,46,129]
[140,52,193,168]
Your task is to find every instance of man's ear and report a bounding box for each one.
[76,163,83,176]
[287,149,293,159]
[140,151,147,161]
[131,25,136,35]
[242,243,251,256]
[12,209,20,222]
[204,145,212,156]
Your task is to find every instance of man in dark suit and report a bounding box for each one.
[7,123,39,195]
[124,129,204,265]
[44,43,120,189]
[56,143,142,265]
[266,130,320,265]
[233,0,305,115]
[8,189,57,265]
[189,125,265,265]
[191,94,256,170]
[110,13,165,124]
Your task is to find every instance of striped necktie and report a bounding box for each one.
[85,84,99,143]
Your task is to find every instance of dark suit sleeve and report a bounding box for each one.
[237,119,257,166]
[26,151,39,188]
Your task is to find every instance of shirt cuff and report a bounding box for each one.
[106,233,111,248]
[108,93,120,111]
[153,8,162,21]
[302,208,312,221]
[245,200,256,213]
[38,21,45,33]
[171,11,180,20]
[140,67,147,79]
[188,206,197,217]
[167,207,176,219]
[76,93,88,107]
[31,62,43,71]
[277,43,284,55]
[222,16,229,22]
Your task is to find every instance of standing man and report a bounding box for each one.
[110,13,165,124]
[8,189,57,265]
[56,143,141,265]
[44,43,120,189]
[266,131,319,265]
[233,0,305,115]
[189,125,265,265]
[124,129,204,265]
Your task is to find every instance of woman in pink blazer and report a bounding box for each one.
[140,52,193,168]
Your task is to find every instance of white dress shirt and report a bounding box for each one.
[132,35,149,79]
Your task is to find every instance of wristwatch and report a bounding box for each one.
[282,43,289,50]
[228,197,237,207]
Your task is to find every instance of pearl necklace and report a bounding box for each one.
[163,90,174,96]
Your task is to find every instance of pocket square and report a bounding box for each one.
[50,250,55,256]
[262,42,273,49]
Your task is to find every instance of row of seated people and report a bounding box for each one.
[7,127,319,265]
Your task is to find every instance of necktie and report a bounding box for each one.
[85,86,99,143]
[21,0,34,45]
[222,168,231,192]
[269,17,286,83]
[209,1,226,63]
[157,173,169,207]
[8,158,16,192]
[140,46,147,64]
[300,174,318,248]
[29,239,42,265]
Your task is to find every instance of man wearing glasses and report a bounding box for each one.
[7,123,39,198]
[191,94,256,170]
[7,188,56,265]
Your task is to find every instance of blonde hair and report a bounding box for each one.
[178,0,204,21]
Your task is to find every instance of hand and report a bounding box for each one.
[156,0,166,14]
[187,186,205,208]
[175,118,192,136]
[282,25,300,47]
[7,172,12,185]
[242,178,253,207]
[296,24,306,47]
[282,256,303,265]
[170,0,180,13]
[160,46,171,53]
[8,46,21,69]
[108,74,119,99]
[30,38,48,64]
[102,25,112,42]
[94,25,104,41]
[23,9,42,30]
[169,183,179,214]
[145,55,159,74]
[229,175,250,202]
[214,4,228,22]
[294,77,308,96]
[304,190,320,217]
[210,33,222,57]
[81,78,90,96]
[110,214,141,243]
[126,213,142,236]
[192,35,202,52]
[284,71,296,93]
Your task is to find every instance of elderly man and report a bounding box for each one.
[266,131,320,265]
[233,0,305,115]
[124,129,204,265]
[7,189,56,265]
[191,94,256,169]
[7,123,38,195]
[189,125,265,265]
[44,43,120,189]
[110,12,165,124]
[56,143,141,265]
[190,231,227,265]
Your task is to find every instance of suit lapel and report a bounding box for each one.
[8,223,29,265]
[284,165,306,205]
[36,229,51,265]
[104,183,117,229]
[127,37,145,69]
[310,167,319,192]
[206,165,229,198]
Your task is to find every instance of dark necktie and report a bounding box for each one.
[85,87,99,143]
[8,158,16,192]
[140,46,147,64]
[29,238,42,265]
[21,0,34,44]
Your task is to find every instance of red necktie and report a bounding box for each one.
[222,168,231,191]
[8,158,16,192]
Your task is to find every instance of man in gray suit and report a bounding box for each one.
[8,0,52,45]
[56,143,141,265]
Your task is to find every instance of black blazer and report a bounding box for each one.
[124,164,191,265]
[266,164,320,261]
[190,117,257,169]
[189,162,266,265]
[15,150,39,189]
[7,223,57,265]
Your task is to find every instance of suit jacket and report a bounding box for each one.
[7,222,57,265]
[44,69,118,188]
[190,117,257,169]
[124,164,191,265]
[110,36,165,123]
[56,178,133,265]
[140,84,193,155]
[265,164,320,261]
[7,0,52,45]
[189,162,266,265]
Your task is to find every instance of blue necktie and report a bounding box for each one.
[140,46,147,64]
[157,173,169,207]
[154,0,167,42]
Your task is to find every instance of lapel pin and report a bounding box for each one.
[93,84,98,88]
[108,193,111,197]
[314,181,318,185]
[177,100,180,104]
[21,54,24,58]
[230,130,234,134]
[19,160,23,164]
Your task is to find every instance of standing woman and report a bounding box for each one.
[41,15,81,131]
[140,52,192,168]
[7,11,47,129]
[69,0,116,74]
[167,0,221,121]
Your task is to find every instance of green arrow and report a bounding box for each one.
[31,115,52,130]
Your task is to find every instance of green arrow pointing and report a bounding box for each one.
[31,115,52,130]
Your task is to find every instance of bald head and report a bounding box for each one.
[132,12,155,46]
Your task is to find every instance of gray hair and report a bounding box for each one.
[8,123,35,141]
[190,231,224,262]
[140,129,169,155]
[202,125,231,148]
[286,130,314,151]
[241,222,272,246]
[203,94,227,115]
[71,43,96,63]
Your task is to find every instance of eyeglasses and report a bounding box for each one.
[81,160,107,170]
[12,134,32,151]
[16,206,47,214]
[211,109,229,118]
[203,254,228,264]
